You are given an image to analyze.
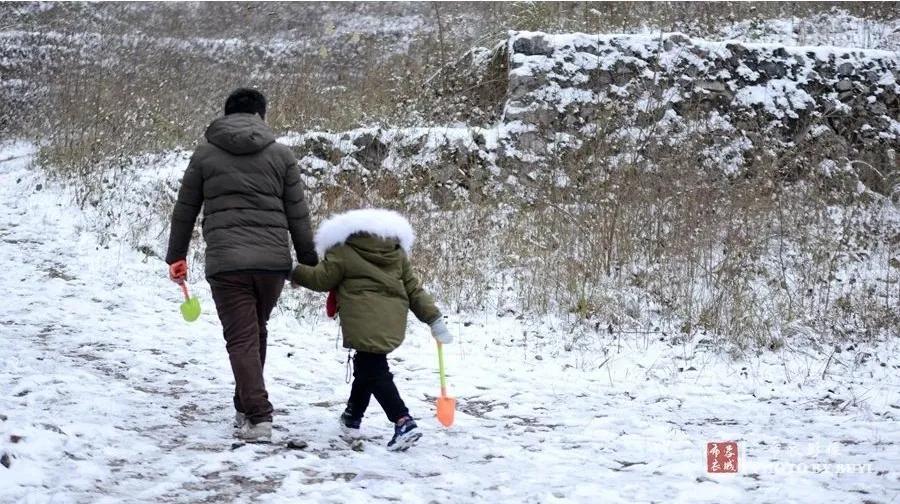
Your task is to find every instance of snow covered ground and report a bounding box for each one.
[1,143,899,503]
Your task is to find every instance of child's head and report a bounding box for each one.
[314,209,415,258]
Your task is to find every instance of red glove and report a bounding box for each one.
[169,259,187,283]
[326,290,338,318]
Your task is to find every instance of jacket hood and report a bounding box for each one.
[346,234,404,266]
[205,113,276,155]
[314,208,415,257]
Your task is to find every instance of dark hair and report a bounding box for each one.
[224,88,267,119]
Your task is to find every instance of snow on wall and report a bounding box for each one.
[289,31,899,201]
[503,31,899,148]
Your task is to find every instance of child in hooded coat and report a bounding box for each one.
[290,208,452,451]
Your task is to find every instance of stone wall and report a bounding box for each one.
[289,32,900,201]
[502,32,898,163]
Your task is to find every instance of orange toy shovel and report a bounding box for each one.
[436,342,456,427]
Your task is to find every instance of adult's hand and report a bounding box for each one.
[169,259,187,283]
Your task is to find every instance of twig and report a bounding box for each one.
[821,346,836,380]
[0,154,29,164]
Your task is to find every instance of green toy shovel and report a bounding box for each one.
[178,281,201,322]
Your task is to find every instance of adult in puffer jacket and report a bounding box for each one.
[165,88,317,443]
[290,208,452,451]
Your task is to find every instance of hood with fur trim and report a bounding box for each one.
[314,208,415,257]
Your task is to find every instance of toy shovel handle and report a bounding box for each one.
[437,341,447,397]
[178,281,190,301]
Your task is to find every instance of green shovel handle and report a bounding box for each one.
[437,341,447,397]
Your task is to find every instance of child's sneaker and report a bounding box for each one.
[387,417,421,452]
[339,409,362,437]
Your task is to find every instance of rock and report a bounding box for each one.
[837,62,855,76]
[507,72,537,100]
[35,183,42,192]
[286,440,308,450]
[502,106,533,122]
[517,132,546,152]
[864,70,881,83]
[513,36,553,56]
[590,69,612,87]
[762,62,786,78]
[836,79,853,92]
[350,133,388,170]
[695,80,728,94]
[611,62,636,86]
[668,33,690,46]
[868,101,887,115]
[351,132,377,149]
[574,41,601,56]
[1,453,10,468]
[9,435,22,443]
[684,64,700,79]
[578,103,599,120]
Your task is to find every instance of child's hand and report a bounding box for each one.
[430,318,453,344]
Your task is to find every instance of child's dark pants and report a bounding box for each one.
[347,351,409,423]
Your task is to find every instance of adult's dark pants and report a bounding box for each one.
[347,351,409,423]
[208,273,284,425]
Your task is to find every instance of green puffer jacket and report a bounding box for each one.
[291,209,442,354]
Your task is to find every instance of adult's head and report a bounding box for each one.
[225,88,267,120]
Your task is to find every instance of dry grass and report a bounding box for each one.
[304,93,899,351]
[4,2,898,350]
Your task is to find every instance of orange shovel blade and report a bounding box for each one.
[436,396,456,427]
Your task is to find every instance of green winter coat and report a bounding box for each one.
[291,233,441,354]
